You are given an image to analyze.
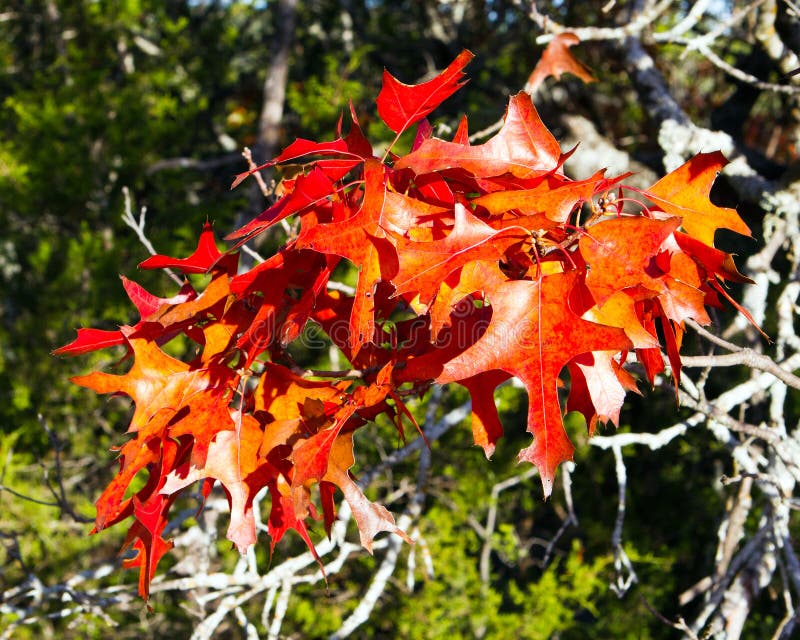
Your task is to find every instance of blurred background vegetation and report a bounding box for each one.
[1,1,796,638]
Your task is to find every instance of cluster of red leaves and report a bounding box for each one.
[57,37,754,599]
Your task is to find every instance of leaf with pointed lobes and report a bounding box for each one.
[71,329,228,433]
[161,412,266,553]
[139,222,235,275]
[255,362,347,425]
[392,203,528,307]
[643,151,751,247]
[395,93,562,179]
[71,327,240,493]
[377,49,474,135]
[473,171,604,225]
[297,160,413,355]
[53,327,127,356]
[122,493,176,600]
[527,32,596,94]
[290,403,359,490]
[93,410,173,531]
[580,216,682,305]
[567,351,639,435]
[426,259,503,341]
[459,370,512,458]
[579,216,711,328]
[582,289,661,350]
[121,276,197,319]
[53,277,197,356]
[231,103,372,190]
[155,267,232,328]
[673,231,754,284]
[412,118,434,151]
[115,436,187,599]
[228,167,337,242]
[266,477,323,569]
[432,271,632,497]
[323,432,412,553]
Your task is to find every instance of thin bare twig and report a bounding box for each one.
[121,186,183,286]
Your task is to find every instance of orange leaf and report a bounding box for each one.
[644,151,751,246]
[432,272,632,496]
[392,203,527,306]
[395,93,563,179]
[527,32,595,93]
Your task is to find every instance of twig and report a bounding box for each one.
[357,401,471,488]
[241,147,271,198]
[146,152,242,175]
[692,42,800,94]
[591,413,703,450]
[239,243,265,264]
[686,319,745,353]
[38,414,94,523]
[120,186,183,286]
[542,462,578,567]
[525,0,674,44]
[0,484,58,507]
[681,352,800,391]
[330,513,414,639]
[479,466,539,586]
[267,579,291,640]
[640,595,700,640]
[609,445,637,597]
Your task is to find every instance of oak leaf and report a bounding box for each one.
[644,151,751,246]
[395,92,563,179]
[377,49,474,135]
[527,32,596,93]
[421,271,632,496]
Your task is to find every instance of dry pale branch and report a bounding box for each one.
[121,186,183,286]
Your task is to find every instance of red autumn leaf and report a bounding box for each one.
[297,160,413,354]
[473,171,604,225]
[582,290,661,350]
[377,49,474,134]
[392,203,527,306]
[458,370,512,458]
[71,330,233,434]
[120,275,196,319]
[427,259,504,340]
[54,278,196,356]
[116,436,187,599]
[580,216,711,327]
[53,327,126,356]
[228,167,337,241]
[527,32,596,93]
[139,221,232,274]
[122,493,175,600]
[266,478,324,564]
[231,106,372,189]
[580,216,682,304]
[673,231,754,284]
[322,432,412,552]
[567,351,639,435]
[290,404,359,489]
[643,151,751,246]
[395,92,563,179]
[430,271,632,496]
[72,330,238,527]
[161,412,265,553]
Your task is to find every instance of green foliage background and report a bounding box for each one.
[0,1,791,638]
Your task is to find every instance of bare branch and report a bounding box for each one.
[120,186,183,286]
[681,352,800,391]
[146,152,242,175]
